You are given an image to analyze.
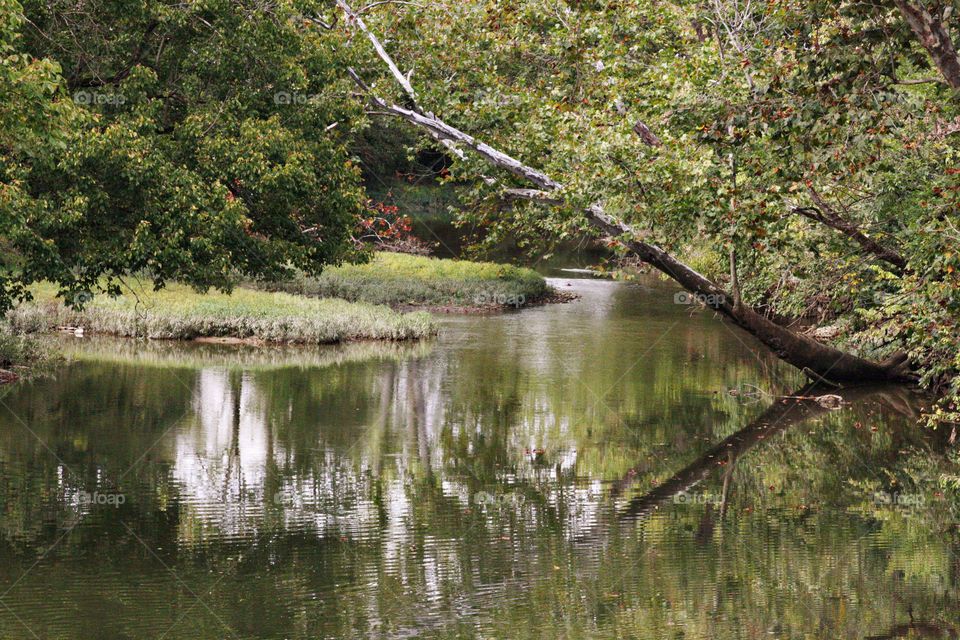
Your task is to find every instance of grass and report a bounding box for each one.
[0,329,63,381]
[264,252,551,310]
[7,281,437,343]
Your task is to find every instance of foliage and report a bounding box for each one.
[0,327,62,377]
[344,0,960,422]
[356,200,432,254]
[3,0,960,419]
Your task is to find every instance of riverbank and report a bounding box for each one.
[0,254,570,380]
[7,282,437,344]
[260,252,572,312]
[53,334,436,371]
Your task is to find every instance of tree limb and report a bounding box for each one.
[893,0,960,89]
[68,19,161,89]
[792,187,908,272]
[337,0,418,101]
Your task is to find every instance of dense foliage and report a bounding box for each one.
[0,0,366,311]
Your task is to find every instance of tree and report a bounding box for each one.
[894,0,960,89]
[0,0,368,311]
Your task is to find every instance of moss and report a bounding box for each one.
[7,281,437,343]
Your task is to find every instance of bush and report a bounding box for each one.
[0,328,62,378]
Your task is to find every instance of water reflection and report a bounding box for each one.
[0,278,957,639]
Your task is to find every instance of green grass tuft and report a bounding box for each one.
[8,282,437,343]
[267,252,550,309]
[55,335,435,371]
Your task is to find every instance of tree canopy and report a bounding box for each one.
[1,0,366,310]
[339,0,960,420]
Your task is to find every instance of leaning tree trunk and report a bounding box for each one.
[333,1,914,383]
[584,209,910,381]
[792,187,907,273]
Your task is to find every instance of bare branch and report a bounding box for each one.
[337,0,417,100]
[633,120,663,147]
[791,186,908,272]
[357,1,423,13]
[893,76,946,85]
[304,15,338,30]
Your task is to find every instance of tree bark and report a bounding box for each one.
[894,0,960,89]
[792,207,908,272]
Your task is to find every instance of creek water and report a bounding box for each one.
[0,277,955,639]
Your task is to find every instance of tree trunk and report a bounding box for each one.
[793,206,908,272]
[894,0,960,89]
[586,208,908,380]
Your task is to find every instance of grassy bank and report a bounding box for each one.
[264,252,555,311]
[8,282,437,343]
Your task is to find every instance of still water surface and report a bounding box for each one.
[0,278,956,639]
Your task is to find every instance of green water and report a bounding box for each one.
[0,278,957,639]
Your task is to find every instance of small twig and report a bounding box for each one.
[890,76,945,86]
[357,0,422,13]
[303,14,338,30]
